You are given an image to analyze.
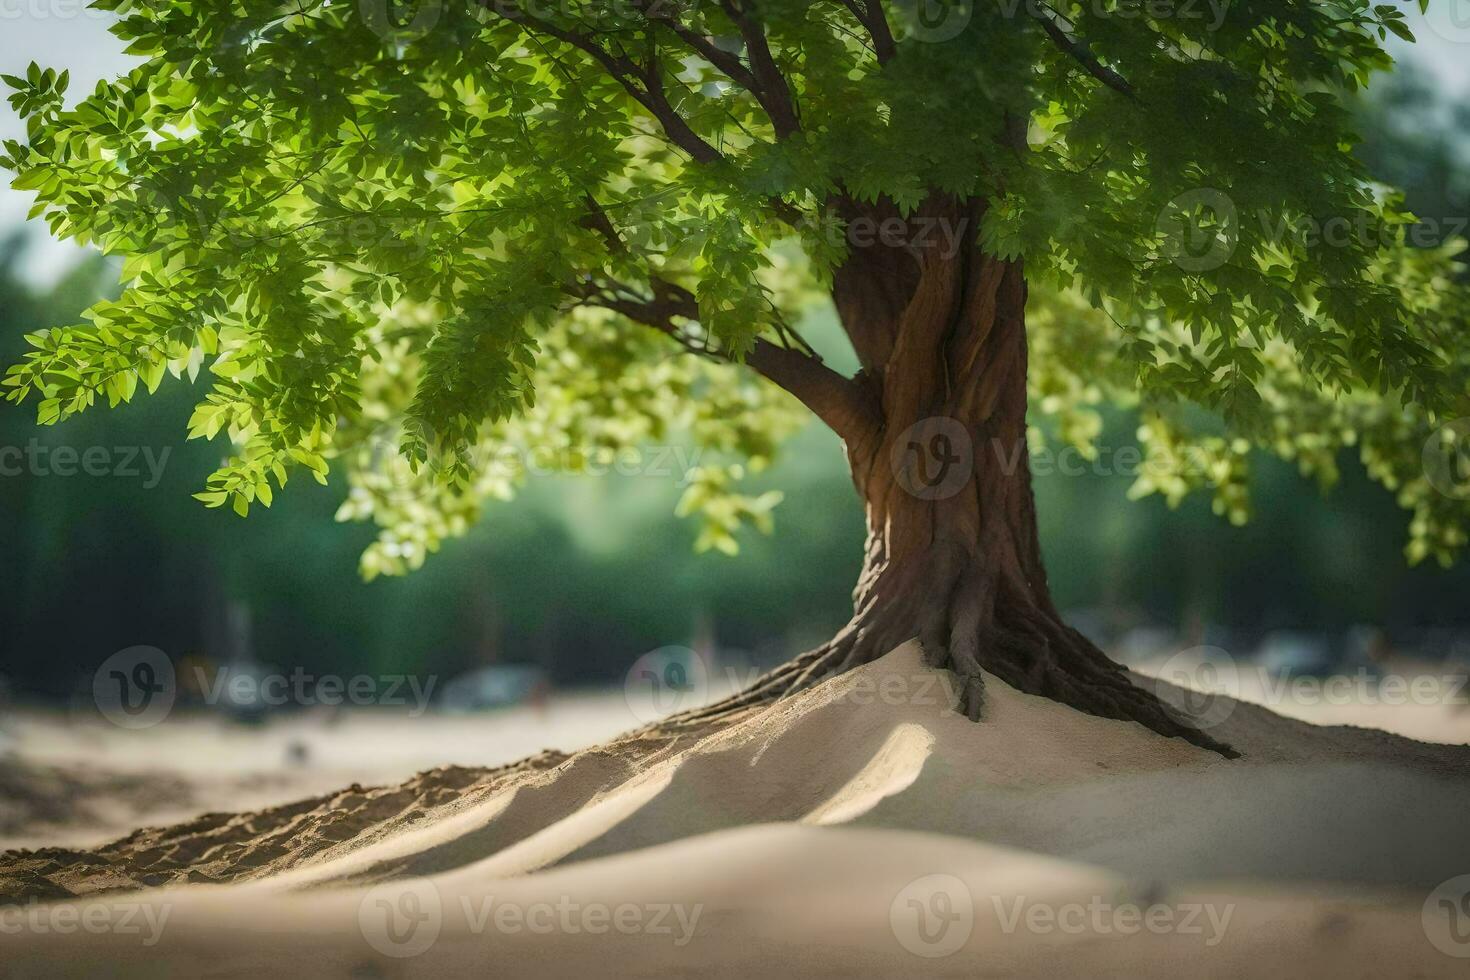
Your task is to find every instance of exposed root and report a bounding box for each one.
[654,639,848,732]
[650,558,1238,758]
[668,196,1239,758]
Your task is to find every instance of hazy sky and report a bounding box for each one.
[2,5,1468,282]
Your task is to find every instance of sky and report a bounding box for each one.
[1,4,1468,284]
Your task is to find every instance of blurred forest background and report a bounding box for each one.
[3,65,1470,701]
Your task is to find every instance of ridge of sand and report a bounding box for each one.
[7,824,1463,979]
[3,643,1466,903]
[2,643,1468,978]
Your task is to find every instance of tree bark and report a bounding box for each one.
[668,194,1235,757]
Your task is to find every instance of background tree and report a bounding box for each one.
[4,0,1469,753]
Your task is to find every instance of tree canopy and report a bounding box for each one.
[3,0,1468,576]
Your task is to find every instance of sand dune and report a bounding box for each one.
[3,643,1468,978]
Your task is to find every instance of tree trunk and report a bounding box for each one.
[671,195,1235,757]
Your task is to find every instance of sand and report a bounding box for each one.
[2,642,1468,978]
[0,692,641,852]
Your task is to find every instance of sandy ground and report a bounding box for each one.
[4,652,1466,853]
[2,644,1469,978]
[0,693,641,852]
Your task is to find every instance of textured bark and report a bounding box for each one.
[667,195,1235,757]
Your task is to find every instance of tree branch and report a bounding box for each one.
[485,2,727,164]
[718,0,802,138]
[841,0,896,65]
[1033,11,1137,100]
[577,194,626,252]
[484,2,812,230]
[745,339,877,441]
[641,7,762,93]
[569,277,877,442]
[630,0,802,140]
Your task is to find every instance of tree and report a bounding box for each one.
[4,1,1469,755]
